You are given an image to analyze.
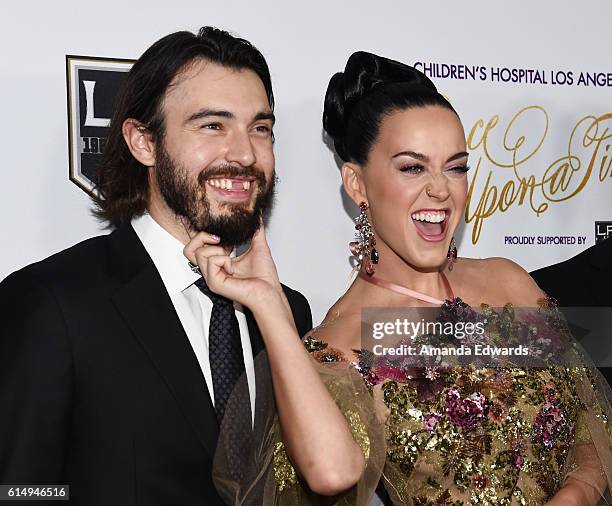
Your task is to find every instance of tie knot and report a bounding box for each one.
[194,278,234,307]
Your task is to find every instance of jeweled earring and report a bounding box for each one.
[447,237,457,270]
[349,201,379,275]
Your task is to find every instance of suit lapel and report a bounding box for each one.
[244,309,268,430]
[587,238,612,306]
[245,308,265,358]
[109,224,219,458]
[243,308,276,437]
[107,225,305,456]
[590,237,612,271]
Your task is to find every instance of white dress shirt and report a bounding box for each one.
[131,213,255,422]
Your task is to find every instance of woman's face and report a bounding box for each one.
[359,105,469,271]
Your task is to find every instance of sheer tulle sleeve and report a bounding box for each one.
[212,301,612,505]
[561,366,612,504]
[212,344,386,505]
[539,300,612,504]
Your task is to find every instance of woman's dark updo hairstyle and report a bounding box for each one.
[323,51,457,164]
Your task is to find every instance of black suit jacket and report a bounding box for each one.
[531,238,612,385]
[0,223,312,505]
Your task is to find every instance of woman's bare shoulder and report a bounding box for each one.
[306,301,362,359]
[448,257,546,307]
[482,257,546,306]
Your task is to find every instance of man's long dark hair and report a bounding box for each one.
[92,27,274,228]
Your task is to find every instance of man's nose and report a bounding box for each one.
[225,130,256,168]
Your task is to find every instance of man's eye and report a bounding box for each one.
[399,164,424,174]
[201,123,222,130]
[254,125,271,133]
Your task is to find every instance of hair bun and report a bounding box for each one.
[323,51,438,160]
[322,72,347,159]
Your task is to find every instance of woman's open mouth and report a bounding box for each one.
[411,208,450,242]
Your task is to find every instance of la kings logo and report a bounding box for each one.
[66,55,134,194]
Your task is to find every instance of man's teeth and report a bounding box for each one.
[411,211,446,223]
[207,179,251,190]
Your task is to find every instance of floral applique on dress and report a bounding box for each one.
[299,298,607,505]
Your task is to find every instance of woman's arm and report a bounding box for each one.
[489,258,609,504]
[184,227,365,496]
[545,478,602,506]
[252,296,366,495]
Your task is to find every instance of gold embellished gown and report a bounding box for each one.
[213,299,612,506]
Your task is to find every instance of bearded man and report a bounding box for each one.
[0,27,312,506]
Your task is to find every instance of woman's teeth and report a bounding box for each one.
[206,178,251,190]
[411,210,446,223]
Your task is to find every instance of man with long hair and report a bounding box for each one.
[0,27,312,505]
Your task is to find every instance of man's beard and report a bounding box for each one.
[155,142,275,249]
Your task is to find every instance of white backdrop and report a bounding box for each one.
[2,0,611,322]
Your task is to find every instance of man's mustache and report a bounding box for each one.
[197,164,267,187]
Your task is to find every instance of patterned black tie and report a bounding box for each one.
[194,278,247,424]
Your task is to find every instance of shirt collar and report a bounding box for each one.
[131,213,200,294]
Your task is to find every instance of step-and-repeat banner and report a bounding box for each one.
[3,2,611,321]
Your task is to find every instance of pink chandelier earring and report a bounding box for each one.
[447,237,457,270]
[349,201,379,275]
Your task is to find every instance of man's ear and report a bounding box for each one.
[122,118,156,167]
[341,162,368,206]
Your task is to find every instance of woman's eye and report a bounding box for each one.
[448,165,470,173]
[399,164,424,174]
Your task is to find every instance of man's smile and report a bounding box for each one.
[206,176,257,200]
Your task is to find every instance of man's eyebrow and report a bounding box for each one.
[253,111,275,124]
[185,109,275,125]
[186,109,234,122]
